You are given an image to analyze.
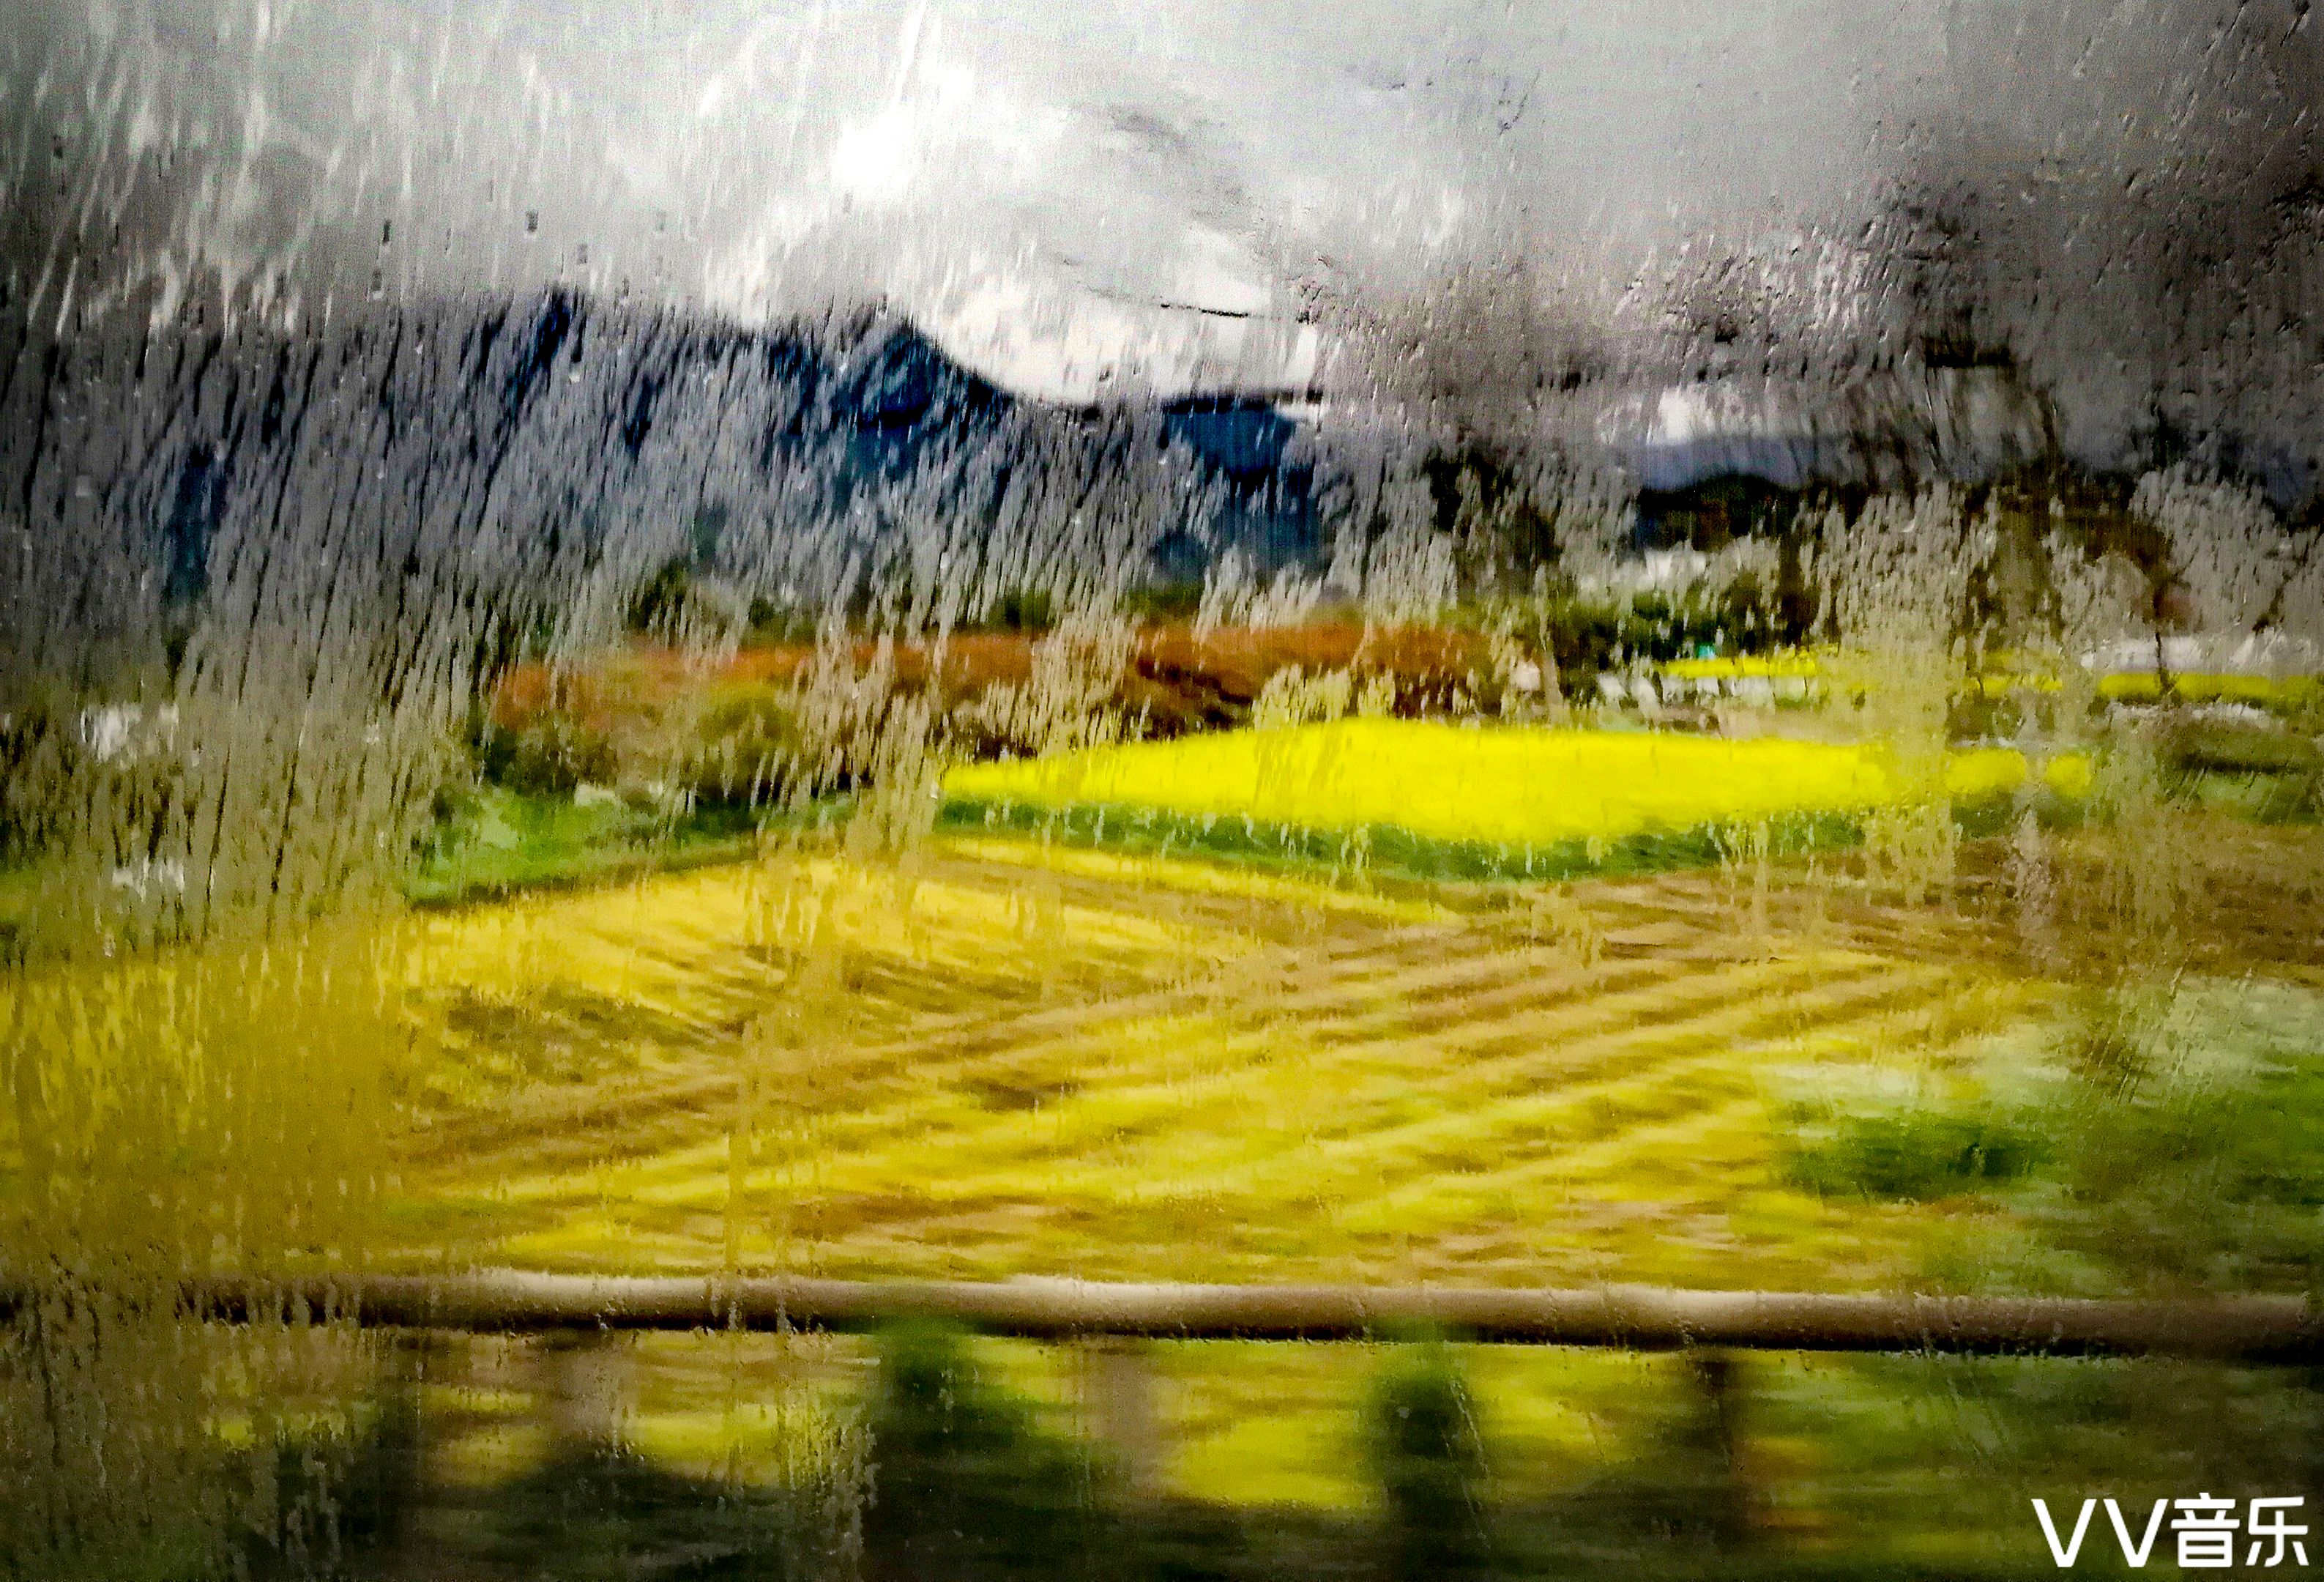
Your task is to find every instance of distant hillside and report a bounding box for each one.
[0,290,1328,695]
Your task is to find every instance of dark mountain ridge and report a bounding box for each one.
[0,287,1328,699]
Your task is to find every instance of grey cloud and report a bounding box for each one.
[4,0,2320,480]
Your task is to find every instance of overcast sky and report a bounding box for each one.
[8,0,1963,394]
[8,1,2312,413]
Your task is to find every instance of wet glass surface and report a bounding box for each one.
[4,3,2324,1576]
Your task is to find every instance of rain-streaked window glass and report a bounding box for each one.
[4,2,2323,1577]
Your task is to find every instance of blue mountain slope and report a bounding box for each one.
[0,290,1330,692]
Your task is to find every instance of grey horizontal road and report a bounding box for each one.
[7,1273,2317,1361]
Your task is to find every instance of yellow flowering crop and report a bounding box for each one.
[945,719,2079,852]
[1661,652,1831,680]
[2096,672,2323,706]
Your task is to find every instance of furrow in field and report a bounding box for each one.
[488,954,1954,1219]
[941,951,1894,1113]
[400,912,1475,1167]
[1289,946,1878,1048]
[854,962,1980,1209]
[1568,871,2005,957]
[484,1073,1863,1284]
[448,948,1852,1186]
[814,989,1995,1280]
[909,859,1412,946]
[920,836,1472,924]
[405,853,1990,1168]
[1289,1088,1786,1230]
[1330,1000,2044,1229]
[1020,959,1960,1192]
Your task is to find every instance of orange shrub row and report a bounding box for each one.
[488,623,1500,741]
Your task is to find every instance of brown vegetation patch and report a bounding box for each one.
[488,623,1502,746]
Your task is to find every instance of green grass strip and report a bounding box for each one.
[939,790,2082,885]
[404,792,854,909]
[938,798,1869,884]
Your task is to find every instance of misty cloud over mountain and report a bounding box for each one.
[4,0,2323,639]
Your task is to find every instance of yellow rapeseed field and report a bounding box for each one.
[1665,653,2322,708]
[945,720,2082,850]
